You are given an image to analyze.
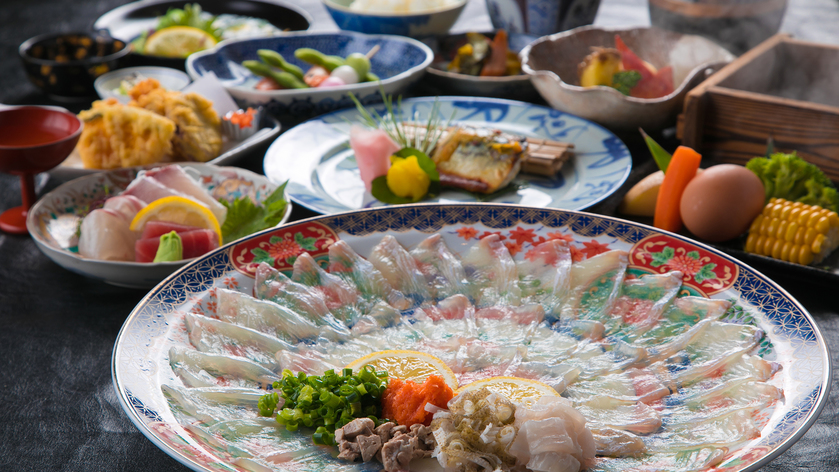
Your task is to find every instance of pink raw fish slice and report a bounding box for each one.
[141,221,203,240]
[135,229,219,262]
[78,208,137,261]
[143,165,227,223]
[103,195,146,220]
[349,125,399,192]
[123,176,223,223]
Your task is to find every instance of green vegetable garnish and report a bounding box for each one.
[153,231,183,262]
[746,151,839,212]
[157,4,220,39]
[259,367,390,445]
[640,128,672,173]
[611,70,642,96]
[219,181,288,244]
[371,147,440,204]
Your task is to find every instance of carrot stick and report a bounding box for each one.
[480,30,509,77]
[654,146,702,232]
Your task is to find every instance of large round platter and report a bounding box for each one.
[263,97,632,214]
[28,163,290,289]
[114,204,829,472]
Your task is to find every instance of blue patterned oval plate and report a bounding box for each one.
[113,203,829,472]
[263,97,632,215]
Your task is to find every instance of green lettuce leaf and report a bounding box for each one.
[219,181,288,244]
[746,152,839,212]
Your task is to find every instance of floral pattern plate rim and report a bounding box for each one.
[112,203,830,472]
[262,96,632,215]
[27,163,290,289]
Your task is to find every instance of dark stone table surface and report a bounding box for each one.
[0,0,836,470]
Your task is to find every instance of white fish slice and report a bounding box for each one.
[78,208,137,261]
[143,165,227,223]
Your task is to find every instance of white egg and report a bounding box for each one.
[330,65,360,85]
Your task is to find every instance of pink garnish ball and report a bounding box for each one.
[318,76,346,87]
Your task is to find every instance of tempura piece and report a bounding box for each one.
[77,98,176,169]
[129,78,223,162]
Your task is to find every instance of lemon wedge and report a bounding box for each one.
[454,376,558,407]
[129,196,222,245]
[144,26,217,58]
[346,350,458,390]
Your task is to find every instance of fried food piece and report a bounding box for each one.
[129,78,223,162]
[77,99,176,169]
[431,127,525,194]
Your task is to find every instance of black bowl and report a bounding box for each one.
[19,31,130,99]
[93,0,312,71]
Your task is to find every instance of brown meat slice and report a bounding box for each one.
[357,434,383,462]
[337,440,361,461]
[342,418,375,440]
[381,433,414,472]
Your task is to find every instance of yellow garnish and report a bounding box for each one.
[386,155,430,201]
[346,349,458,390]
[454,376,558,408]
[129,196,222,245]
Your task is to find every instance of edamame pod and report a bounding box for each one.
[243,60,308,89]
[294,48,344,72]
[257,49,305,80]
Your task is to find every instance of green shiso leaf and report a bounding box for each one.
[219,181,288,243]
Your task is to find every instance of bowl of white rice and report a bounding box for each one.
[322,0,468,37]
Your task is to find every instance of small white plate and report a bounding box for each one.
[94,66,191,103]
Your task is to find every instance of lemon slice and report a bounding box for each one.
[130,196,222,245]
[454,376,558,407]
[346,350,458,390]
[144,26,217,58]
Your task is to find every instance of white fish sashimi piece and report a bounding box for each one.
[630,296,731,346]
[517,239,572,322]
[185,313,291,371]
[575,395,662,435]
[594,448,728,472]
[560,250,629,324]
[328,240,411,311]
[169,347,279,389]
[648,409,760,453]
[122,175,223,223]
[476,304,545,326]
[102,194,146,219]
[605,271,683,338]
[254,263,351,336]
[369,235,433,304]
[216,288,346,342]
[276,348,344,375]
[142,164,228,223]
[564,368,670,404]
[172,363,217,388]
[509,395,596,472]
[525,324,592,362]
[162,384,267,425]
[416,294,475,322]
[463,234,521,307]
[78,208,137,261]
[664,380,783,426]
[504,360,580,394]
[410,233,471,300]
[291,253,364,326]
[589,427,647,457]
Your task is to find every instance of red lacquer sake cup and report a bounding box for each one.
[0,106,82,234]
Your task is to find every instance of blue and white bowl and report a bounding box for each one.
[322,0,468,37]
[186,32,433,121]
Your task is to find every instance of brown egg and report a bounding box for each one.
[680,164,765,242]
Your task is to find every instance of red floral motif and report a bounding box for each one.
[569,245,585,263]
[201,175,213,184]
[205,300,217,314]
[667,254,704,276]
[231,222,338,278]
[580,239,611,259]
[267,238,304,260]
[504,240,523,256]
[456,227,479,240]
[508,226,536,245]
[547,231,574,243]
[222,277,238,289]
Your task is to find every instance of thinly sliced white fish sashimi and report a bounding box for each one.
[516,239,572,322]
[463,234,521,307]
[185,313,290,371]
[216,289,346,342]
[574,395,662,434]
[328,240,411,311]
[142,165,228,223]
[162,385,267,425]
[648,409,761,453]
[663,380,783,427]
[589,428,647,457]
[169,347,279,389]
[628,296,731,346]
[103,194,146,219]
[78,209,137,261]
[560,250,628,325]
[410,234,471,300]
[369,235,432,304]
[254,263,351,336]
[123,175,214,216]
[605,271,683,338]
[291,253,363,326]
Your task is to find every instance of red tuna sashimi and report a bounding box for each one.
[135,229,220,263]
[140,221,203,240]
[349,125,400,192]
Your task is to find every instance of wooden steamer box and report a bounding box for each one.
[678,34,839,180]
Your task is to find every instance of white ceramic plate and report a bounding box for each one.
[113,203,829,472]
[263,96,632,215]
[28,163,290,288]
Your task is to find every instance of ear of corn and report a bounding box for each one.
[744,198,839,265]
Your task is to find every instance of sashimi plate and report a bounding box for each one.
[263,97,632,214]
[113,203,829,472]
[28,163,290,289]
